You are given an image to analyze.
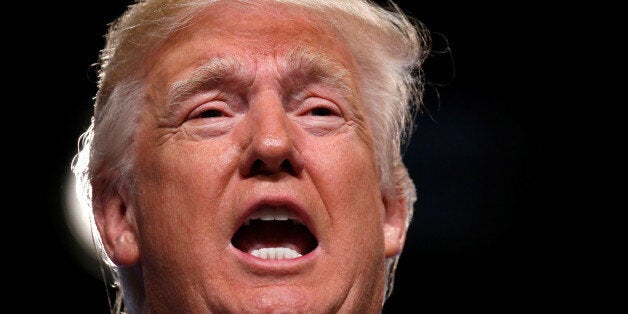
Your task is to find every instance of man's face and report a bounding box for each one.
[116,3,405,312]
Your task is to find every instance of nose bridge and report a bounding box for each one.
[250,90,291,150]
[237,60,304,177]
[237,87,304,177]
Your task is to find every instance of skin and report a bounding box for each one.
[97,2,407,313]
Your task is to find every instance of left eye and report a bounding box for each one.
[309,107,334,116]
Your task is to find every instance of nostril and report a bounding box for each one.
[280,160,293,174]
[247,159,266,177]
[252,160,264,170]
[247,159,296,177]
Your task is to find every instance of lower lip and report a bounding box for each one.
[229,244,320,273]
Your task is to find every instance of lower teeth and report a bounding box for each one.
[250,247,302,260]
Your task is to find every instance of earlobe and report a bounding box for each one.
[93,192,140,267]
[383,195,407,258]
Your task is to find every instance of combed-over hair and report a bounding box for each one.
[72,0,430,312]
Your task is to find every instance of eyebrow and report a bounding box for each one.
[168,56,243,107]
[281,47,355,101]
[167,48,356,111]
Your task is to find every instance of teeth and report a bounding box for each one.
[250,247,302,260]
[246,206,301,224]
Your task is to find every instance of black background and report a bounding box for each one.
[19,0,569,312]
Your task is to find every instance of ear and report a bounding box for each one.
[383,194,408,258]
[93,190,140,267]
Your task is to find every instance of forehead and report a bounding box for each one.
[143,1,359,84]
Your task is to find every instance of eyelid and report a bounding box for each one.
[188,100,232,119]
[298,96,343,117]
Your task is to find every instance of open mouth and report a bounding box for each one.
[232,206,318,260]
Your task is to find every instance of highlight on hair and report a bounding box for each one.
[72,0,430,311]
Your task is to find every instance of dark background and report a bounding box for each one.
[21,0,568,312]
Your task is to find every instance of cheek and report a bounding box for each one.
[133,139,240,252]
[303,131,384,231]
[302,132,388,289]
[138,141,234,196]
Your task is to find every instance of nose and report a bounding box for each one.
[239,93,304,178]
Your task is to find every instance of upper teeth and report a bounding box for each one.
[245,206,301,225]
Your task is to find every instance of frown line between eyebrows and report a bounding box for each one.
[165,48,356,119]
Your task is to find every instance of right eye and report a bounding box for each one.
[188,100,231,120]
[181,99,237,138]
[198,109,224,118]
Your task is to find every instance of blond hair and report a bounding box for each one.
[73,0,430,312]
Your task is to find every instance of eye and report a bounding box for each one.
[187,100,232,120]
[299,97,342,118]
[198,109,224,118]
[181,98,237,137]
[310,107,334,116]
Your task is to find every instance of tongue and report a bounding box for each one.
[232,220,317,255]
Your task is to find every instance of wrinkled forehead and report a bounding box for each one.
[142,1,360,78]
[139,0,365,113]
